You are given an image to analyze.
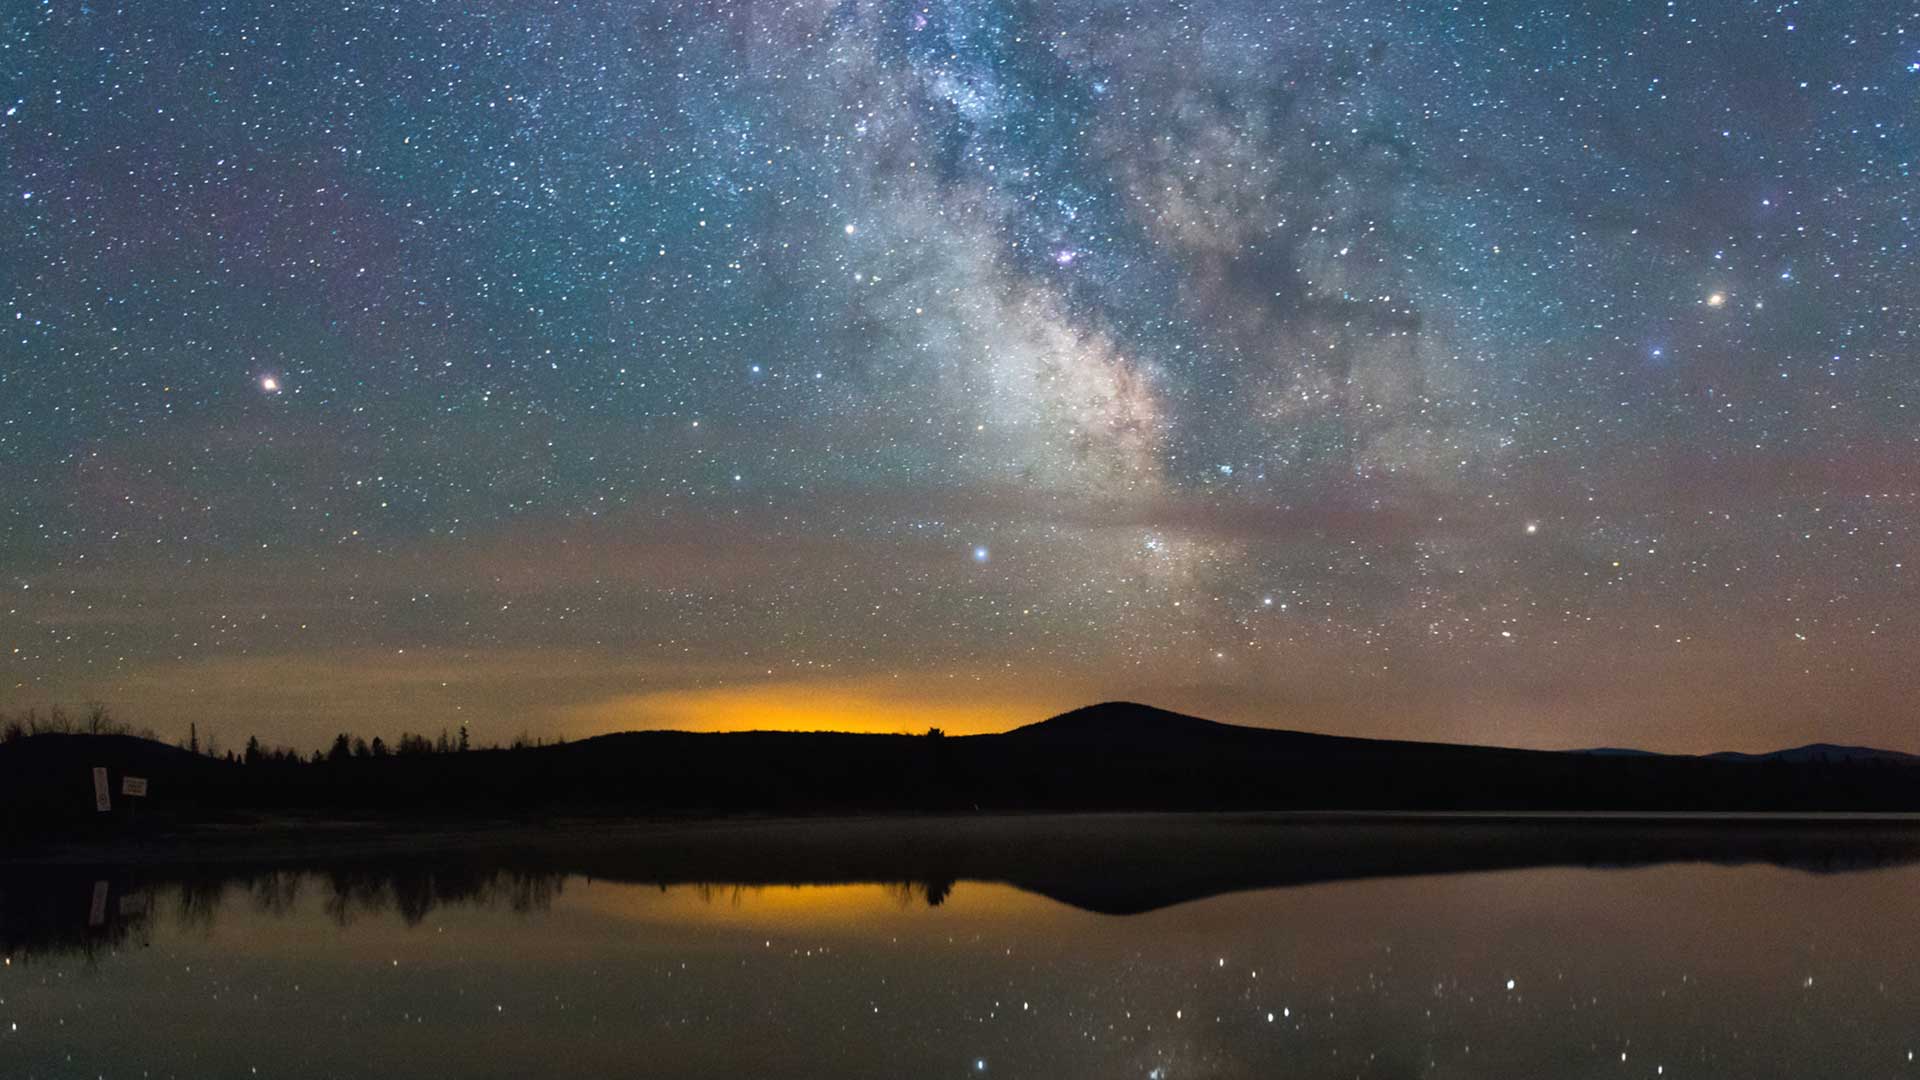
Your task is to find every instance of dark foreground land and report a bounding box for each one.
[6,702,1920,848]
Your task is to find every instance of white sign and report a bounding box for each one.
[121,776,149,798]
[92,767,111,813]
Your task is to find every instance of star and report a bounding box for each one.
[3,0,1912,758]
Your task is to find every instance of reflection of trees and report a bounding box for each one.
[175,879,228,936]
[319,867,565,928]
[250,871,303,917]
[880,879,954,908]
[693,882,754,909]
[0,877,154,960]
[322,869,392,927]
[322,867,565,928]
[690,879,957,911]
[0,866,568,959]
[499,871,564,915]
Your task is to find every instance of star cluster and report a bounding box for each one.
[1,0,1915,750]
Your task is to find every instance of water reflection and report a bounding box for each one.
[6,813,1920,958]
[4,816,1920,1078]
[0,869,531,958]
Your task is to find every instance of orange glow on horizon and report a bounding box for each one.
[562,678,1085,737]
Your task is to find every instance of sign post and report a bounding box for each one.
[92,767,111,813]
[120,775,148,825]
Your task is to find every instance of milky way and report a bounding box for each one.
[2,0,1915,751]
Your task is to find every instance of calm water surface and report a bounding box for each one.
[5,819,1920,1078]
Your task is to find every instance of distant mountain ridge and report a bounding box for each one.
[1019,702,1919,762]
[1707,743,1920,765]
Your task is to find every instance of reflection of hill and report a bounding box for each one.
[530,814,1920,914]
[6,813,1920,954]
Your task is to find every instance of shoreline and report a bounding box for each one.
[11,807,1920,869]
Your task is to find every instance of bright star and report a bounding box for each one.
[259,376,281,393]
[972,546,990,563]
[1706,292,1726,307]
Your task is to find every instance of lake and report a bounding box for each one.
[4,815,1919,1077]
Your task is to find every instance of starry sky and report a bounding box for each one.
[2,0,1916,754]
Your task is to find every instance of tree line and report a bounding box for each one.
[1,704,564,764]
[1,703,157,743]
[253,725,475,765]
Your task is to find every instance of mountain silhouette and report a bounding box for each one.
[1707,742,1920,765]
[1009,701,1249,742]
[6,702,1920,843]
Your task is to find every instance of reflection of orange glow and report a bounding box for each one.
[564,678,1085,736]
[563,880,1057,932]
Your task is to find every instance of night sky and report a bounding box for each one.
[3,0,1915,754]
